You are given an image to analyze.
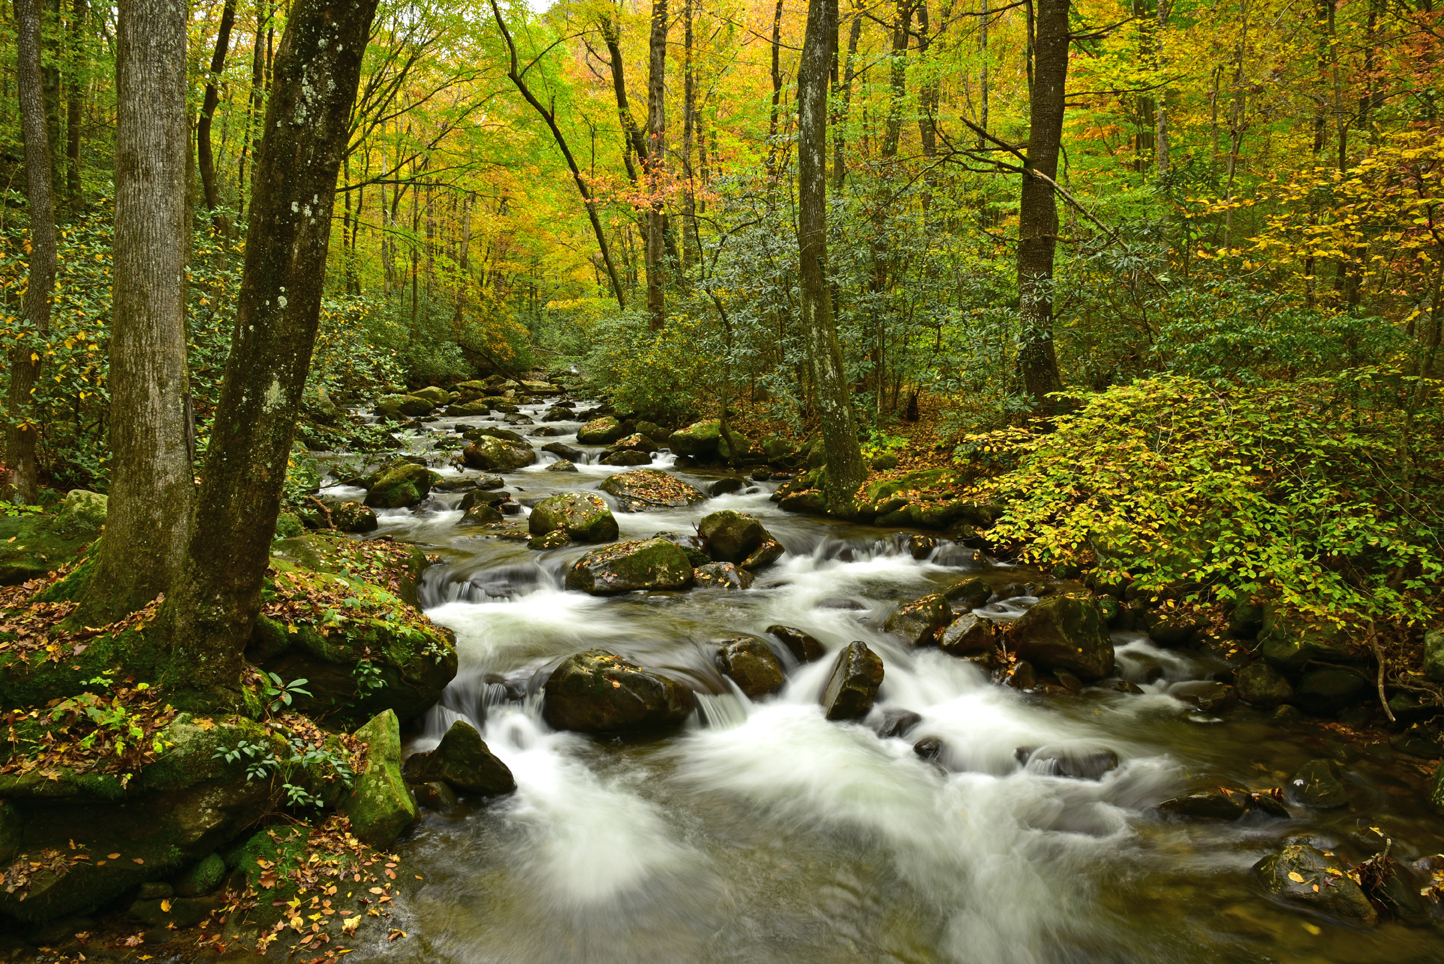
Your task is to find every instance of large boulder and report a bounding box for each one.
[716,636,786,698]
[1293,665,1372,715]
[403,720,514,796]
[462,435,536,472]
[1006,596,1115,681]
[698,510,772,563]
[820,641,884,721]
[364,462,435,508]
[374,394,433,419]
[884,593,952,647]
[1258,607,1366,670]
[0,490,108,585]
[940,614,995,656]
[529,492,619,542]
[1253,844,1377,925]
[448,400,492,416]
[340,710,418,849]
[563,538,696,594]
[542,649,695,732]
[576,416,627,445]
[668,419,721,458]
[542,441,585,463]
[411,385,452,406]
[599,469,707,512]
[1424,629,1444,683]
[767,625,826,662]
[1235,662,1293,708]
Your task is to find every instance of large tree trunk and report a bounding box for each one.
[163,0,380,706]
[682,0,699,267]
[798,0,865,513]
[1014,0,1070,411]
[198,0,237,234]
[598,7,647,182]
[65,0,86,210]
[82,0,194,621]
[644,0,668,330]
[831,5,861,190]
[4,0,57,505]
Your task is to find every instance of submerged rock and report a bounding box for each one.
[1159,787,1253,821]
[1006,595,1115,681]
[563,537,695,594]
[341,710,418,849]
[599,469,708,512]
[767,625,826,663]
[874,708,923,739]
[716,636,786,698]
[1019,745,1120,780]
[542,649,695,732]
[710,477,745,497]
[1254,844,1377,925]
[821,641,885,721]
[884,592,952,647]
[546,459,579,472]
[1289,759,1349,808]
[403,720,515,797]
[529,492,619,543]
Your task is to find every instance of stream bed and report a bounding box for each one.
[326,397,1444,964]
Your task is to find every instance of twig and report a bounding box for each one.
[1367,620,1396,723]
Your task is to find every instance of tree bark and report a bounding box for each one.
[4,0,58,505]
[163,0,380,706]
[766,0,784,179]
[1014,0,1070,410]
[198,0,237,234]
[65,0,86,209]
[645,0,668,330]
[81,0,193,620]
[831,5,861,190]
[682,0,699,266]
[798,0,865,513]
[598,8,647,182]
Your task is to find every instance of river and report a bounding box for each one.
[321,395,1444,964]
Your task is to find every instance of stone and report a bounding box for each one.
[412,781,459,812]
[697,510,772,563]
[635,420,669,442]
[462,436,536,472]
[339,710,418,849]
[529,492,619,542]
[542,649,695,732]
[447,400,492,416]
[1159,788,1252,821]
[874,709,922,739]
[943,578,992,611]
[1142,609,1201,648]
[410,386,452,406]
[460,503,504,525]
[739,538,785,571]
[599,469,708,512]
[576,416,627,445]
[545,459,579,473]
[1235,662,1294,708]
[1424,630,1444,683]
[528,529,570,550]
[1006,595,1115,681]
[716,636,786,698]
[601,449,652,466]
[363,462,435,509]
[172,852,226,898]
[404,720,515,796]
[668,418,722,457]
[375,394,433,419]
[0,491,109,584]
[1169,681,1238,714]
[939,614,994,656]
[1019,745,1119,780]
[1294,665,1373,715]
[914,737,944,761]
[1289,759,1349,808]
[650,531,712,567]
[710,477,745,497]
[767,625,826,663]
[563,538,696,594]
[821,641,885,721]
[1253,844,1378,925]
[467,426,527,444]
[329,501,378,533]
[694,562,755,589]
[542,441,585,462]
[1258,607,1365,670]
[1428,764,1444,815]
[908,535,937,559]
[611,433,658,453]
[884,593,952,647]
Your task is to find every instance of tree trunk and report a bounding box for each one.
[645,0,668,330]
[65,0,86,209]
[831,5,861,190]
[1014,0,1070,411]
[682,0,699,267]
[42,0,61,190]
[1154,0,1170,175]
[163,0,380,706]
[799,0,865,513]
[880,0,911,159]
[237,0,268,226]
[4,0,57,505]
[598,8,647,182]
[766,0,784,178]
[80,0,193,621]
[198,0,237,234]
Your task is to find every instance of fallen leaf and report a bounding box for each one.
[1288,872,1305,883]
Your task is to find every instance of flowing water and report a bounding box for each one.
[324,398,1444,964]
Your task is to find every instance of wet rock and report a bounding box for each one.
[563,537,696,594]
[600,469,708,512]
[542,649,695,732]
[767,625,826,662]
[884,592,952,647]
[817,597,866,611]
[913,737,944,761]
[668,418,722,458]
[874,708,922,739]
[716,636,786,698]
[340,710,418,849]
[1389,721,1443,759]
[820,641,885,721]
[1019,745,1119,780]
[577,415,627,445]
[939,614,994,656]
[542,441,585,463]
[402,720,515,797]
[1289,759,1349,808]
[908,535,937,559]
[459,489,509,511]
[1235,662,1294,709]
[462,436,536,472]
[1142,609,1201,648]
[1251,791,1292,818]
[412,780,459,812]
[1095,678,1145,695]
[546,459,579,472]
[375,394,433,419]
[635,419,669,442]
[650,531,712,567]
[475,475,506,490]
[601,449,652,466]
[1169,681,1238,714]
[529,492,619,543]
[710,477,745,497]
[1006,595,1115,681]
[330,501,378,533]
[527,529,569,550]
[943,577,992,612]
[1259,607,1366,671]
[411,386,452,406]
[611,432,658,453]
[447,400,491,416]
[1253,844,1378,925]
[698,509,773,563]
[1428,765,1444,815]
[466,426,527,444]
[1007,660,1037,690]
[1271,704,1303,724]
[694,562,755,589]
[460,503,504,526]
[751,468,771,481]
[364,462,435,509]
[1293,665,1372,715]
[1159,788,1253,821]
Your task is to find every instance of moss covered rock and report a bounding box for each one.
[576,416,626,445]
[410,386,452,406]
[884,592,952,647]
[821,641,884,721]
[403,719,514,796]
[1006,595,1115,681]
[1253,844,1377,925]
[374,394,434,419]
[339,710,417,849]
[1258,607,1366,670]
[462,435,536,472]
[542,649,695,733]
[716,636,785,698]
[529,492,618,542]
[1234,662,1294,708]
[0,490,108,586]
[698,510,771,563]
[563,538,695,595]
[668,419,721,457]
[363,462,435,509]
[448,400,492,416]
[599,469,707,512]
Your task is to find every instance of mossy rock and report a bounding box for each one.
[462,435,536,472]
[363,462,435,509]
[410,386,453,406]
[403,719,515,796]
[340,710,417,849]
[563,538,695,595]
[599,469,707,512]
[270,531,430,607]
[542,649,695,732]
[374,394,434,420]
[0,619,160,710]
[448,400,492,416]
[576,416,626,445]
[1006,595,1115,681]
[668,419,721,457]
[1258,607,1366,670]
[529,492,618,543]
[0,490,108,586]
[698,510,772,563]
